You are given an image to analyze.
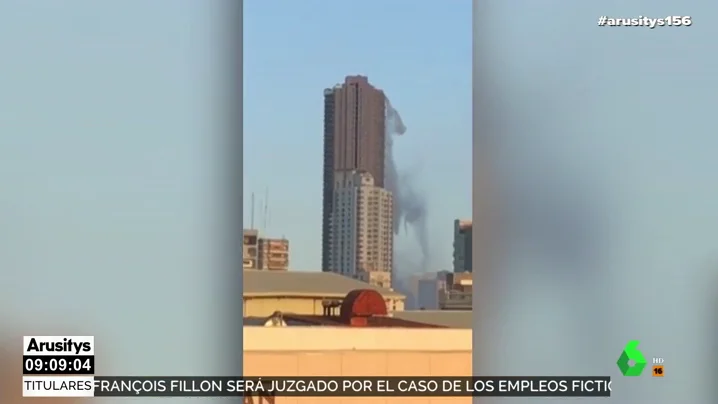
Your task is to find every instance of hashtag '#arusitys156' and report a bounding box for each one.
[597,16,692,28]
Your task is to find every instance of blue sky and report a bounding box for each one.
[244,0,472,271]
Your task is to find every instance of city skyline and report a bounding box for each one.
[244,1,472,271]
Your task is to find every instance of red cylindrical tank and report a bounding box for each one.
[340,289,388,326]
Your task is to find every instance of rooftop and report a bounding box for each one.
[455,219,473,228]
[243,270,403,299]
[393,310,472,328]
[245,289,440,328]
[244,313,445,328]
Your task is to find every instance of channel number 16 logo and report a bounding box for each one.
[617,340,664,377]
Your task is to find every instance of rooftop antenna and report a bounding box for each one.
[263,187,269,235]
[250,192,255,230]
[267,190,272,230]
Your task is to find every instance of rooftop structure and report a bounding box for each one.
[245,289,439,329]
[244,313,444,328]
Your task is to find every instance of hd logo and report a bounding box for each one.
[23,336,95,356]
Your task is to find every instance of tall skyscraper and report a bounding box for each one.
[322,76,387,272]
[330,170,393,282]
[453,219,473,273]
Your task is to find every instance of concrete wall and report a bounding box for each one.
[245,296,406,317]
[245,297,324,317]
[244,327,472,404]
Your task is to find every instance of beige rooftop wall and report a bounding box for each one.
[244,327,472,404]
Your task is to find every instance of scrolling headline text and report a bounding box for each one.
[23,376,612,397]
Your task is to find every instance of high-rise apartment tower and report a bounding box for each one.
[322,76,387,272]
[330,170,393,281]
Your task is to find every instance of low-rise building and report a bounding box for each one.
[354,270,391,290]
[257,237,289,271]
[243,270,405,317]
[439,272,472,310]
[416,278,441,310]
[243,229,259,270]
[244,289,472,404]
[402,271,448,309]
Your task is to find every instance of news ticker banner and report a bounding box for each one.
[21,337,611,398]
[23,376,612,397]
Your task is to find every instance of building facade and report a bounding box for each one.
[243,229,259,269]
[355,270,392,290]
[322,76,387,272]
[404,272,448,310]
[257,237,289,271]
[439,272,472,311]
[330,170,393,286]
[244,288,469,404]
[244,327,471,404]
[453,219,473,273]
[417,278,441,310]
[244,229,290,271]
